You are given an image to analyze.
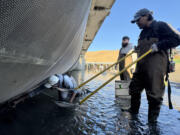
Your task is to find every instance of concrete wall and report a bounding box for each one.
[81,0,116,55]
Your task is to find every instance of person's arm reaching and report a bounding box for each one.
[156,22,180,50]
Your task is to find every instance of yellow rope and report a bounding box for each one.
[75,51,135,90]
[79,49,152,105]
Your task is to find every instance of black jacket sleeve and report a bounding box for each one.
[156,22,180,50]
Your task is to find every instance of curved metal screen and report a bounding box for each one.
[0,0,91,103]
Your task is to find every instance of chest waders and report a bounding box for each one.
[129,38,169,123]
[119,53,131,80]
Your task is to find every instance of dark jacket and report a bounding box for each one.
[129,21,180,115]
[139,20,180,51]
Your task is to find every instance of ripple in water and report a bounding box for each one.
[0,70,180,135]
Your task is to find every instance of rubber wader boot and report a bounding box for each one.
[148,104,161,123]
[130,93,141,114]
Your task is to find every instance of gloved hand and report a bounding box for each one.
[151,43,158,53]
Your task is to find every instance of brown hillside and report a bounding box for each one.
[85,50,119,63]
[85,50,180,63]
[85,50,180,83]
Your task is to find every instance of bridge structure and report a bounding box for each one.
[74,0,116,70]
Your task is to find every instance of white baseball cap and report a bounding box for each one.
[44,75,59,88]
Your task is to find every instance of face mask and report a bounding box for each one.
[122,43,128,47]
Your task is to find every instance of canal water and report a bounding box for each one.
[0,70,180,135]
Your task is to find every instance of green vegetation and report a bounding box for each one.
[174,59,180,63]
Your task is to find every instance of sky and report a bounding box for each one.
[88,0,180,51]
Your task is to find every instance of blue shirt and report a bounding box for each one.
[56,74,77,89]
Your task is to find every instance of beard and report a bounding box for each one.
[122,43,128,47]
[137,23,145,29]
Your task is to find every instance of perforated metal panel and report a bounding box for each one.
[0,0,91,103]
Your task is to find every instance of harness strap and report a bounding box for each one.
[165,73,173,109]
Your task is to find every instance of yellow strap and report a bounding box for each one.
[79,49,152,105]
[75,51,135,90]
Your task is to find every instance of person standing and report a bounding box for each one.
[117,36,133,80]
[129,8,180,123]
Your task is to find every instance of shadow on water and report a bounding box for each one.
[0,70,180,135]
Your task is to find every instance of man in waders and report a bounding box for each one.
[117,36,133,80]
[128,8,180,123]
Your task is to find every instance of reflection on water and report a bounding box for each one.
[0,69,180,135]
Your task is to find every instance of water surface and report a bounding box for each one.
[0,70,180,135]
